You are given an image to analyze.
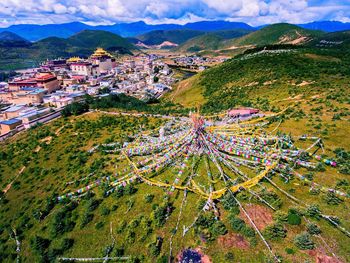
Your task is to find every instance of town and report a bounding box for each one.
[0,48,178,138]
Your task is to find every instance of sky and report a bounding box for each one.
[0,0,350,27]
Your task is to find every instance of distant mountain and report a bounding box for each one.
[136,29,205,45]
[0,30,135,70]
[299,21,350,32]
[0,22,92,41]
[183,21,253,31]
[2,20,347,42]
[175,29,253,52]
[230,23,324,47]
[0,31,30,47]
[0,21,182,41]
[96,21,181,37]
[0,20,253,41]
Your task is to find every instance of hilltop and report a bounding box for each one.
[0,31,30,48]
[228,23,324,48]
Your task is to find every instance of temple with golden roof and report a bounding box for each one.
[90,48,116,73]
[90,48,113,59]
[67,56,82,63]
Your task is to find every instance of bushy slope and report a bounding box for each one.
[170,45,350,113]
[308,30,350,49]
[0,31,30,48]
[175,29,252,52]
[230,23,324,47]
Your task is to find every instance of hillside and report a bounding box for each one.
[308,30,350,49]
[228,23,324,48]
[136,29,205,45]
[0,31,30,48]
[175,29,253,52]
[1,46,350,262]
[0,30,135,70]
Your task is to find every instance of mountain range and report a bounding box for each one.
[0,30,135,70]
[1,20,350,42]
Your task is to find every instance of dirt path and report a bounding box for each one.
[3,166,25,194]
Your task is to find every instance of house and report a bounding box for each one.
[0,118,22,135]
[228,108,260,118]
[8,73,60,93]
[3,105,28,119]
[70,62,100,77]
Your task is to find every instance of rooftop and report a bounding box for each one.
[0,118,21,125]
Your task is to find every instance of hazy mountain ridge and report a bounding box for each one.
[1,20,349,42]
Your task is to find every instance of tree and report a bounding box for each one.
[306,223,321,235]
[294,232,315,250]
[287,209,302,225]
[324,192,343,205]
[228,215,245,232]
[209,221,227,237]
[30,235,51,256]
[62,102,89,117]
[263,223,287,241]
[306,205,321,220]
[61,238,74,251]
[145,194,154,203]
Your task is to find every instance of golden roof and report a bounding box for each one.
[67,56,81,63]
[90,48,113,58]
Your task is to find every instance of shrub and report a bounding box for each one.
[81,213,93,228]
[324,192,343,205]
[263,223,287,241]
[209,221,227,237]
[285,248,295,255]
[294,232,315,250]
[228,216,245,232]
[287,210,302,225]
[95,222,104,230]
[61,238,74,251]
[145,194,154,203]
[221,192,238,211]
[100,206,110,216]
[306,223,321,235]
[30,235,51,256]
[305,205,321,220]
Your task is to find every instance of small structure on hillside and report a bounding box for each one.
[227,107,260,118]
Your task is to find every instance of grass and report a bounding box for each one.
[1,43,350,262]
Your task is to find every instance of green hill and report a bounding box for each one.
[229,23,324,48]
[0,31,30,48]
[308,30,350,49]
[0,30,135,70]
[136,29,204,45]
[175,29,252,52]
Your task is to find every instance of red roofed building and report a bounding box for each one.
[8,73,60,93]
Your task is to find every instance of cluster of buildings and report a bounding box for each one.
[172,55,228,70]
[0,48,176,138]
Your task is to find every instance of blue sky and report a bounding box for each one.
[0,0,350,27]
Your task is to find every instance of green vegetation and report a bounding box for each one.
[0,30,135,70]
[175,29,252,52]
[230,23,323,47]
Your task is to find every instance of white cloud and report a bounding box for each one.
[0,0,349,27]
